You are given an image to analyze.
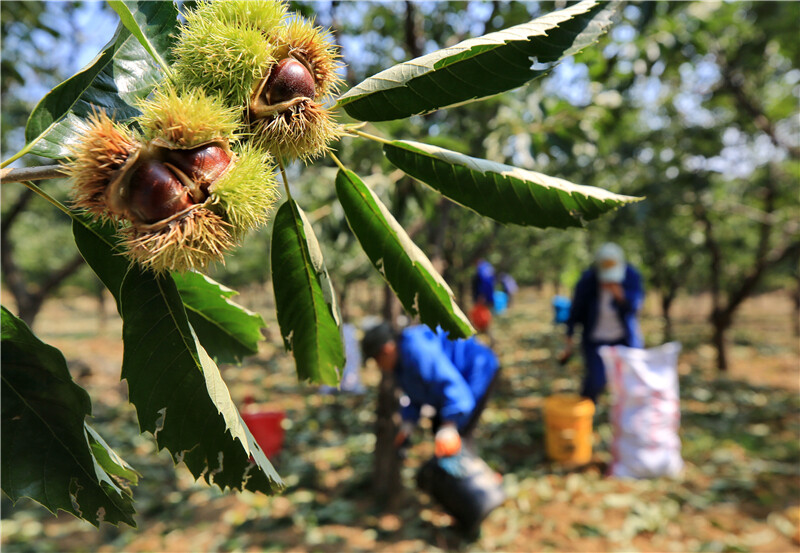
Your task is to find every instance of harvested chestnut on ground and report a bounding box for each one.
[128,160,193,224]
[166,144,231,189]
[265,58,316,105]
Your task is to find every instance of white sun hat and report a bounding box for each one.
[595,242,626,283]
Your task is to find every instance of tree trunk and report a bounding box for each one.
[15,295,46,328]
[339,279,350,323]
[372,285,402,508]
[793,276,800,338]
[456,279,467,310]
[711,324,728,372]
[711,309,730,372]
[2,252,85,327]
[426,199,452,275]
[404,1,424,59]
[661,291,675,342]
[372,369,401,508]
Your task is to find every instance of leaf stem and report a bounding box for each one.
[328,151,347,173]
[1,165,68,184]
[277,159,292,200]
[0,144,36,170]
[20,180,75,220]
[348,129,393,146]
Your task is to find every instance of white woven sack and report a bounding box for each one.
[600,342,684,479]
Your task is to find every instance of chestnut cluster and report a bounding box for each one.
[67,89,277,274]
[66,0,344,273]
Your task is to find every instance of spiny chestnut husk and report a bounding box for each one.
[249,56,341,161]
[120,87,278,272]
[171,0,343,161]
[118,139,278,274]
[65,111,140,221]
[68,109,278,274]
[205,142,279,239]
[122,207,235,275]
[247,15,343,161]
[172,0,287,108]
[108,140,237,274]
[136,86,241,148]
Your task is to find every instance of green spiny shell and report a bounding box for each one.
[136,87,240,147]
[197,0,287,30]
[122,207,234,275]
[172,0,287,108]
[250,100,341,162]
[208,143,279,237]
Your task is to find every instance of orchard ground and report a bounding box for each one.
[2,285,799,553]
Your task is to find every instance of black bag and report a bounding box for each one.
[416,450,505,533]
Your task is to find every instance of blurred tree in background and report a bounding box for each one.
[1,2,120,324]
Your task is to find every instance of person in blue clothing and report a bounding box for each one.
[558,242,644,403]
[472,259,496,308]
[362,323,501,457]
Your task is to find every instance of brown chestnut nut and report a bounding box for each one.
[265,58,316,105]
[166,144,231,189]
[128,160,193,224]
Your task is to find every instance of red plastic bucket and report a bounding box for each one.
[241,411,285,459]
[470,303,492,332]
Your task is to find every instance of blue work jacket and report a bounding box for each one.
[472,261,496,307]
[565,265,644,349]
[395,325,499,430]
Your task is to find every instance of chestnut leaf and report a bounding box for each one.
[271,199,344,387]
[1,307,137,527]
[337,0,616,122]
[108,0,176,77]
[85,424,141,486]
[72,219,284,496]
[383,140,642,228]
[335,168,473,339]
[172,272,267,365]
[9,1,176,164]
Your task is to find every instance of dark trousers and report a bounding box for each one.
[581,340,626,403]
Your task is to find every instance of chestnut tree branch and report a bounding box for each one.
[1,164,68,184]
[717,61,800,159]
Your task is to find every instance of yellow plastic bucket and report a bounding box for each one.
[543,394,595,465]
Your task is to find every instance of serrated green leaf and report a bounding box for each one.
[384,140,641,228]
[86,424,140,486]
[6,2,176,164]
[337,0,616,121]
[335,168,473,338]
[72,218,129,311]
[108,0,176,76]
[72,219,284,495]
[173,271,267,365]
[1,306,136,527]
[72,222,266,366]
[271,199,344,386]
